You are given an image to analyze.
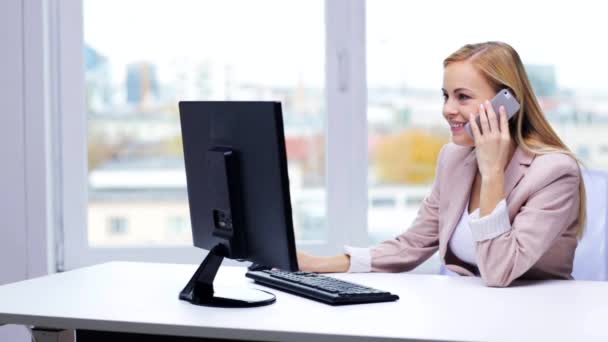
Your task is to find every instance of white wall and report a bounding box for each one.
[0,0,28,284]
[1,0,53,340]
[0,0,29,340]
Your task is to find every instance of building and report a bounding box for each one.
[84,44,112,112]
[126,61,159,107]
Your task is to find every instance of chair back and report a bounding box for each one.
[572,169,608,281]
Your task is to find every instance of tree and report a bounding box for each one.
[87,135,131,172]
[164,135,184,157]
[373,128,448,184]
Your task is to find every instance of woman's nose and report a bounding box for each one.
[443,102,459,117]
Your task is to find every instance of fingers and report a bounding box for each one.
[479,103,490,134]
[499,105,510,138]
[485,100,499,133]
[469,113,481,141]
[471,101,509,143]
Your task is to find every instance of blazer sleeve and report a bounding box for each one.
[369,145,446,272]
[475,155,581,287]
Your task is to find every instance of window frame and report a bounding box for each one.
[58,0,369,270]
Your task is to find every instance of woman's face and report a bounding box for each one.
[442,60,497,146]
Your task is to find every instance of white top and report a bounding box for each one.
[1,262,608,342]
[448,201,478,266]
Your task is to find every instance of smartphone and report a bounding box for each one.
[464,88,520,138]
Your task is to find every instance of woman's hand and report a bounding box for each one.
[469,100,512,179]
[297,251,350,273]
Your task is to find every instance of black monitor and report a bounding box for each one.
[178,101,299,307]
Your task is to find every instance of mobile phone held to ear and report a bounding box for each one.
[464,88,520,138]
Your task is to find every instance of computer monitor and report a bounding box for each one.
[178,101,299,307]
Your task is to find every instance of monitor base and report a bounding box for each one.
[179,244,276,307]
[183,286,276,307]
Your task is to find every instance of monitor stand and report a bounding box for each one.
[179,244,276,307]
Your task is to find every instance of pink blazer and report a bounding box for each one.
[370,143,581,287]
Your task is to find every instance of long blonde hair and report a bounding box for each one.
[444,41,586,239]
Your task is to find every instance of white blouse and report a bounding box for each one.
[448,201,478,266]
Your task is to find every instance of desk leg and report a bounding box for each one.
[76,330,253,342]
[31,328,75,342]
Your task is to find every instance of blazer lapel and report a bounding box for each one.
[503,146,535,200]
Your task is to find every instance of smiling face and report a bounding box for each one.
[442,60,497,146]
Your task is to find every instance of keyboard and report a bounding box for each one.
[245,269,399,305]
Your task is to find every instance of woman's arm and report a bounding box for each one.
[472,155,580,287]
[479,171,506,217]
[297,252,350,273]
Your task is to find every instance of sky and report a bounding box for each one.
[84,0,608,92]
[84,0,325,88]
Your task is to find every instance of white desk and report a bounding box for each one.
[0,262,607,342]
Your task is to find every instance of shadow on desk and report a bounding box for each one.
[78,330,235,342]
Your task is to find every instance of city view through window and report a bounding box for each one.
[85,1,326,246]
[85,1,608,251]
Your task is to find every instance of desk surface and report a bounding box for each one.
[0,262,607,342]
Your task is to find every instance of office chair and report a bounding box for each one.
[439,169,608,280]
[572,169,608,281]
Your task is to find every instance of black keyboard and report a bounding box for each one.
[245,269,399,305]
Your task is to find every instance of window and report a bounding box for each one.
[107,217,128,236]
[405,196,424,207]
[60,1,608,271]
[370,197,396,208]
[167,216,188,234]
[62,1,367,269]
[166,216,190,244]
[84,0,326,247]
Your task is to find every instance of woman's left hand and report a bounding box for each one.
[469,100,512,179]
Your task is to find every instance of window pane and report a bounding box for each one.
[85,0,326,247]
[367,0,608,246]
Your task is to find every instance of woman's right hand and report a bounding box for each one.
[297,251,350,273]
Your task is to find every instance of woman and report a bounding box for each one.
[298,41,586,287]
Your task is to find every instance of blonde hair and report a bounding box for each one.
[444,41,586,239]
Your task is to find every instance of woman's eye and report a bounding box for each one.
[458,94,470,101]
[442,93,448,102]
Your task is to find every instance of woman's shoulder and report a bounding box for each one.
[440,142,470,154]
[529,151,580,176]
[437,143,473,165]
[524,151,581,191]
